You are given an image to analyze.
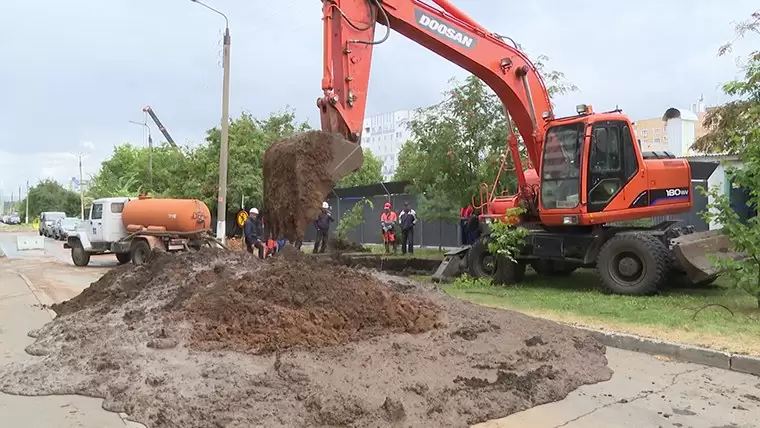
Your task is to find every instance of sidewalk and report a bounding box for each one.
[0,263,142,427]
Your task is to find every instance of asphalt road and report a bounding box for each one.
[0,232,121,268]
[0,231,758,427]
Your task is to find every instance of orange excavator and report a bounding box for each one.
[273,0,739,294]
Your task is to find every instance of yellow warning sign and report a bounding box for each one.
[236,210,248,227]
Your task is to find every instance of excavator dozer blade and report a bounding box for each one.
[671,230,746,283]
[327,137,364,183]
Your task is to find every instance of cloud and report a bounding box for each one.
[0,0,757,198]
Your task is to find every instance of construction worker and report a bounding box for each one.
[380,202,398,254]
[313,201,333,254]
[398,201,417,255]
[243,207,265,259]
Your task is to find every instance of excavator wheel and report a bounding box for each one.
[530,259,577,277]
[467,238,497,278]
[596,233,671,295]
[493,257,526,286]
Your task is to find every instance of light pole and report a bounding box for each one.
[129,117,153,190]
[68,152,87,220]
[191,0,231,244]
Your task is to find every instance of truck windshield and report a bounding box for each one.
[541,122,584,209]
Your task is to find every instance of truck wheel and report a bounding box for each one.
[115,252,131,265]
[531,260,577,277]
[130,240,152,266]
[596,233,670,295]
[71,242,91,267]
[467,238,496,278]
[493,256,526,285]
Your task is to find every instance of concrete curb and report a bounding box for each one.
[577,326,760,376]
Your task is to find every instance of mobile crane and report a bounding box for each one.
[281,0,738,294]
[142,105,177,148]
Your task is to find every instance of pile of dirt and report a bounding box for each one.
[0,248,613,427]
[263,130,338,243]
[328,236,371,253]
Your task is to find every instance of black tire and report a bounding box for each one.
[71,241,91,267]
[130,240,152,266]
[531,259,577,277]
[467,238,497,278]
[596,233,670,295]
[493,256,527,285]
[115,252,131,265]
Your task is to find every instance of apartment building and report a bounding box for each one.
[360,109,416,181]
[632,96,708,152]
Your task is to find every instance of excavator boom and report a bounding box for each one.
[318,0,553,182]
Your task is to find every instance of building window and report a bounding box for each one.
[641,130,648,137]
[664,136,668,141]
[653,138,661,144]
[654,128,660,134]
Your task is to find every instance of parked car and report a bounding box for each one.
[39,211,66,237]
[54,217,81,240]
[8,212,21,224]
[0,215,9,223]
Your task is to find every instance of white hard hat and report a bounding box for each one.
[249,207,259,214]
[322,202,329,209]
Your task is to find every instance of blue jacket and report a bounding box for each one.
[243,217,263,245]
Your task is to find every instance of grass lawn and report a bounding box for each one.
[0,223,36,233]
[414,270,760,357]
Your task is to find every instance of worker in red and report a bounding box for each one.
[243,207,265,259]
[460,204,474,245]
[380,202,398,254]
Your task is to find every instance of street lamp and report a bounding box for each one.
[68,152,88,220]
[191,0,231,244]
[129,117,153,190]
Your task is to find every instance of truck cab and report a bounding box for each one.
[66,197,132,266]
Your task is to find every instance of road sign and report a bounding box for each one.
[236,209,248,227]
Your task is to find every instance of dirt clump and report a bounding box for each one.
[0,248,613,428]
[263,130,339,243]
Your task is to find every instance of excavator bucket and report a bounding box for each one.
[263,130,364,243]
[327,136,364,183]
[670,230,746,283]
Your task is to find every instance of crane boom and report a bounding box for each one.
[142,106,177,148]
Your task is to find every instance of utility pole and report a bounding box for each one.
[25,181,29,223]
[191,0,231,244]
[129,116,153,191]
[79,154,84,220]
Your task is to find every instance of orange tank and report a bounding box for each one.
[122,198,211,234]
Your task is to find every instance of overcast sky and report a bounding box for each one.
[0,0,756,202]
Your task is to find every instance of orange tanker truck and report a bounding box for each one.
[64,195,220,266]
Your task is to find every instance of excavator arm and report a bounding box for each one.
[318,0,554,184]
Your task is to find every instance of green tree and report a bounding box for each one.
[336,148,383,188]
[692,12,758,155]
[394,55,576,206]
[188,110,310,213]
[88,109,310,216]
[700,11,760,306]
[416,181,461,251]
[19,179,81,222]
